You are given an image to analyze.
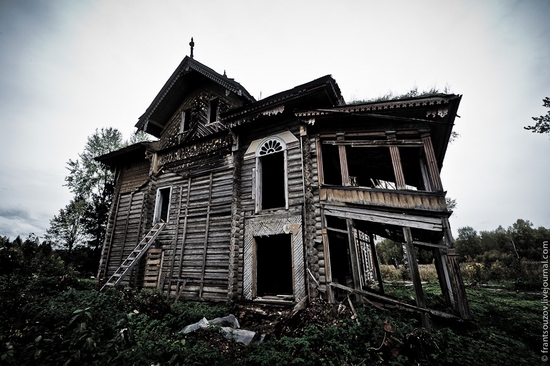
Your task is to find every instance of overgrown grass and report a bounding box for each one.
[0,283,540,365]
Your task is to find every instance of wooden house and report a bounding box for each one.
[96,51,470,321]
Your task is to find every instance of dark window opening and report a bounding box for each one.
[180,109,191,133]
[321,143,342,185]
[208,98,219,123]
[256,234,293,296]
[155,187,171,223]
[260,151,285,209]
[399,147,428,191]
[347,146,396,189]
[326,215,348,231]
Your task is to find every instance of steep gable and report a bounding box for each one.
[135,56,255,140]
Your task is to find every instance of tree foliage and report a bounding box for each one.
[525,97,550,134]
[455,219,549,263]
[65,128,125,200]
[45,199,88,254]
[48,128,151,262]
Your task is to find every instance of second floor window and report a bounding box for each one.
[255,137,288,211]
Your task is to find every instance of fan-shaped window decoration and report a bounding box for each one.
[258,138,284,156]
[254,136,288,211]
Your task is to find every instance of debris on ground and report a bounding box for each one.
[179,314,259,345]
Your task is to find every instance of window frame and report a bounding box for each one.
[153,187,171,223]
[254,136,288,212]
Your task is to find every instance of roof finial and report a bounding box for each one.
[189,37,195,58]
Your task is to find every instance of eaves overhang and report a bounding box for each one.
[95,142,156,168]
[221,75,344,128]
[296,94,462,168]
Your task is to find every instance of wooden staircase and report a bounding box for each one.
[100,222,166,291]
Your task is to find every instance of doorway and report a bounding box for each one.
[255,234,293,297]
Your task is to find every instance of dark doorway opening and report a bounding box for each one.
[256,234,293,297]
[155,187,171,223]
[328,231,353,288]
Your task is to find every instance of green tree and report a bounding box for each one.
[376,238,404,267]
[45,199,88,255]
[65,127,125,200]
[454,226,482,262]
[64,128,131,252]
[525,97,550,134]
[51,128,151,268]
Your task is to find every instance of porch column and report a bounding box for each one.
[421,132,443,192]
[386,132,406,189]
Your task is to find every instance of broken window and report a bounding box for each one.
[320,138,432,191]
[255,234,293,297]
[255,137,288,211]
[153,187,171,223]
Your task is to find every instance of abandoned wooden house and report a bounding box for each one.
[96,47,470,321]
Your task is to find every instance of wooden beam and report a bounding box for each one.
[329,282,461,320]
[321,226,334,302]
[323,204,443,232]
[368,232,385,294]
[323,139,424,147]
[421,133,443,191]
[402,227,429,326]
[337,135,351,186]
[346,219,363,296]
[387,133,406,190]
[316,136,324,186]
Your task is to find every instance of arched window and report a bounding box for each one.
[255,137,288,211]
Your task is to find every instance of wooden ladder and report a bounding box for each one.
[100,222,166,291]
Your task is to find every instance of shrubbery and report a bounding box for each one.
[0,234,542,365]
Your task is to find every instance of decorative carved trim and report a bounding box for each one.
[243,215,305,302]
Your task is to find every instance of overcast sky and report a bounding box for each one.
[1,0,549,239]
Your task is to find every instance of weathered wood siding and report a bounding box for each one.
[99,189,149,284]
[154,142,235,301]
[320,187,448,212]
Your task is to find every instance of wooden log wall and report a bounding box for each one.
[155,153,234,301]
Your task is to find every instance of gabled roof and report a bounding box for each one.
[135,56,255,137]
[221,75,344,128]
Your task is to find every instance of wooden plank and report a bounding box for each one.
[176,178,191,278]
[199,173,213,298]
[421,133,443,191]
[329,282,460,320]
[387,133,406,190]
[323,204,443,231]
[402,227,429,326]
[337,135,351,186]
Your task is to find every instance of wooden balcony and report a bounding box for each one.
[320,186,448,213]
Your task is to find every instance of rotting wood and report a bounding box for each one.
[329,282,461,320]
[337,134,351,186]
[421,133,443,192]
[387,133,406,190]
